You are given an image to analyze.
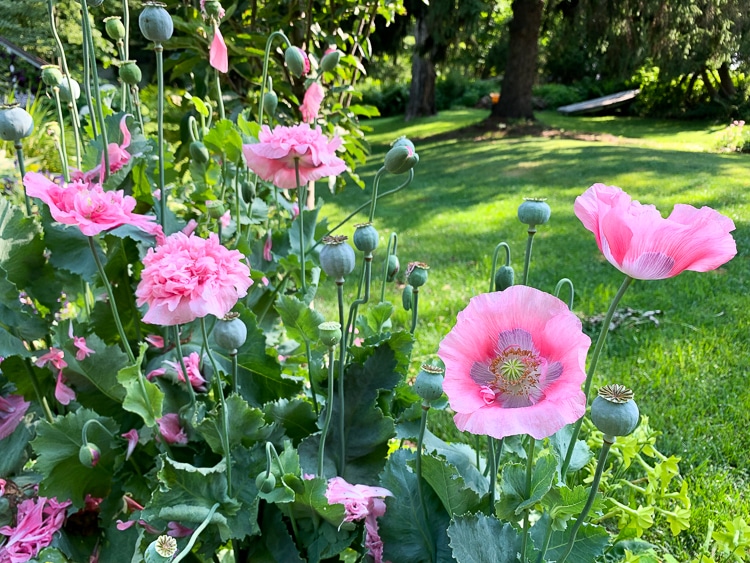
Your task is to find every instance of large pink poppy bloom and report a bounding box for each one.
[242,124,346,189]
[575,183,737,280]
[0,394,30,441]
[0,496,71,563]
[300,82,325,123]
[438,286,591,440]
[135,232,252,326]
[23,172,160,238]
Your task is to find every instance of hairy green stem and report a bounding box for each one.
[336,282,346,473]
[51,89,70,182]
[416,403,429,521]
[345,257,372,349]
[156,44,167,229]
[379,232,398,303]
[304,339,319,416]
[14,144,31,215]
[488,437,497,516]
[81,418,113,444]
[257,30,292,123]
[410,287,420,335]
[522,228,536,286]
[520,437,536,560]
[171,503,221,563]
[368,167,386,222]
[295,160,308,294]
[561,275,633,475]
[318,345,336,477]
[489,242,511,292]
[215,70,225,120]
[554,278,575,309]
[81,0,110,178]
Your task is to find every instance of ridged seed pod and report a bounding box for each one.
[590,384,640,439]
[319,235,356,282]
[413,364,445,403]
[353,223,379,254]
[139,2,174,43]
[119,61,143,85]
[517,198,551,228]
[0,105,34,142]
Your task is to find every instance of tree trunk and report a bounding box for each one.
[686,72,699,100]
[491,0,544,120]
[718,62,736,98]
[701,67,718,99]
[405,14,436,121]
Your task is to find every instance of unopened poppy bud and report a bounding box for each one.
[213,313,247,351]
[203,0,223,18]
[284,46,308,77]
[320,48,341,72]
[386,254,400,282]
[41,65,64,88]
[205,199,225,219]
[255,471,276,493]
[78,443,101,468]
[353,223,379,254]
[241,180,256,202]
[145,535,177,563]
[263,91,278,116]
[402,284,413,311]
[406,262,429,288]
[494,265,515,291]
[318,321,342,347]
[119,61,143,85]
[189,140,210,164]
[0,105,34,142]
[384,144,419,175]
[413,363,444,403]
[392,136,415,152]
[104,16,126,40]
[139,2,174,43]
[590,384,640,440]
[319,235,356,282]
[517,198,551,228]
[59,77,81,102]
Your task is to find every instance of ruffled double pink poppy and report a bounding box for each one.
[243,124,346,189]
[135,232,252,326]
[24,172,160,238]
[438,286,591,440]
[0,495,71,562]
[575,183,737,280]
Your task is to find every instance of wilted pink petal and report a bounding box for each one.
[54,370,76,406]
[242,124,346,190]
[145,334,165,348]
[300,82,325,123]
[261,276,270,286]
[166,352,208,392]
[73,336,95,361]
[575,183,737,280]
[182,219,198,236]
[291,203,299,219]
[263,230,273,261]
[209,26,228,73]
[220,211,231,228]
[35,348,67,370]
[0,394,30,440]
[0,496,72,562]
[123,496,145,512]
[146,368,167,381]
[121,429,139,460]
[167,521,194,537]
[116,519,136,531]
[84,495,103,512]
[157,414,188,445]
[136,232,252,326]
[438,287,590,440]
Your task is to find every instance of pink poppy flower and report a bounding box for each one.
[70,115,133,184]
[167,521,194,537]
[0,496,71,562]
[157,413,188,445]
[23,172,160,238]
[242,124,346,190]
[209,26,228,73]
[135,232,252,326]
[165,352,208,392]
[325,477,392,563]
[55,370,76,406]
[438,286,591,440]
[575,183,737,280]
[35,348,67,371]
[145,334,165,348]
[121,429,139,460]
[300,82,325,123]
[73,337,95,361]
[0,394,30,440]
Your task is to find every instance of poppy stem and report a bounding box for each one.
[379,232,398,304]
[13,144,31,215]
[50,89,70,182]
[520,436,536,559]
[173,326,197,413]
[561,275,633,476]
[295,159,307,295]
[336,281,347,473]
[522,228,536,285]
[318,344,337,477]
[416,402,429,522]
[488,436,497,516]
[489,242,511,292]
[156,42,166,230]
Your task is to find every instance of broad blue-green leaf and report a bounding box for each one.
[420,453,483,517]
[275,294,325,343]
[247,504,305,562]
[549,424,594,479]
[31,409,119,507]
[0,325,31,358]
[263,398,317,445]
[196,393,270,454]
[292,477,347,527]
[541,484,602,522]
[448,513,522,563]
[0,197,45,289]
[379,449,454,563]
[63,333,127,403]
[117,344,164,427]
[289,206,320,256]
[529,514,609,563]
[40,208,101,281]
[204,119,243,162]
[0,268,48,343]
[496,454,557,519]
[0,422,32,476]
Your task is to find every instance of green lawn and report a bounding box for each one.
[317,108,750,559]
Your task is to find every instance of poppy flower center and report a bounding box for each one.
[488,346,542,397]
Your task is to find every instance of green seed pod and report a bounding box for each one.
[494,265,515,291]
[263,91,278,116]
[145,535,177,563]
[319,235,356,283]
[189,140,210,164]
[318,321,342,347]
[205,199,225,219]
[284,46,308,77]
[413,363,444,403]
[139,2,174,43]
[41,65,64,88]
[255,471,276,493]
[203,0,223,18]
[402,284,413,311]
[320,48,341,72]
[119,61,142,85]
[59,77,81,102]
[353,223,379,254]
[0,105,34,142]
[384,144,419,175]
[213,314,247,351]
[241,180,256,203]
[590,384,640,439]
[517,198,551,228]
[104,16,126,40]
[406,261,429,288]
[386,254,400,282]
[78,443,101,468]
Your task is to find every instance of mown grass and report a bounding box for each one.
[314,108,750,559]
